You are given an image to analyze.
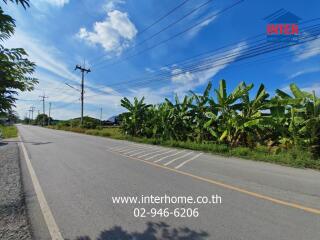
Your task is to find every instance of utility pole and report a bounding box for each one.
[75,64,91,125]
[48,102,52,126]
[28,109,32,124]
[100,108,103,128]
[30,106,35,121]
[39,94,48,126]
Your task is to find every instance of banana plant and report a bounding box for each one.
[119,80,320,158]
[189,81,215,142]
[214,79,253,144]
[230,83,270,146]
[165,94,193,141]
[120,97,151,136]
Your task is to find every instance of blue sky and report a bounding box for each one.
[2,0,320,120]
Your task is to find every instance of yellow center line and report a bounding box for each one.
[107,148,320,215]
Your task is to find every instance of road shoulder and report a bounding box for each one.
[0,140,32,240]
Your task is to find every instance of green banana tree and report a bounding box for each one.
[120,97,151,136]
[189,81,215,142]
[274,83,312,146]
[229,83,270,147]
[214,79,253,145]
[165,94,193,141]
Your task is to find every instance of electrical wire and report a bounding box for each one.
[92,0,245,70]
[88,0,192,64]
[90,0,214,67]
[85,26,320,96]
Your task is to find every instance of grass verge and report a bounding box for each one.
[0,125,18,139]
[47,125,320,170]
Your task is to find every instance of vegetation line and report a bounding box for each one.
[46,125,320,170]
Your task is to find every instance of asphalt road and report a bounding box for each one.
[17,125,320,240]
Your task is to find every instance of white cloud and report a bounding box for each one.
[32,0,69,8]
[170,42,247,95]
[292,38,320,61]
[171,68,195,84]
[4,29,79,83]
[45,0,69,7]
[288,67,320,79]
[188,15,217,37]
[3,29,125,120]
[160,66,170,72]
[77,10,137,55]
[15,71,125,120]
[281,82,320,97]
[128,88,166,105]
[145,67,154,73]
[301,83,320,96]
[103,0,125,11]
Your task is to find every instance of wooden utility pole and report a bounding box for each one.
[30,106,35,121]
[39,94,48,126]
[75,64,91,125]
[48,102,52,125]
[28,109,32,124]
[100,108,103,127]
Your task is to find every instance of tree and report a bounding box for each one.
[0,0,37,113]
[35,114,52,126]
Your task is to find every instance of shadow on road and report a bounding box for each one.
[68,222,209,240]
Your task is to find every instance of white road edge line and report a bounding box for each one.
[19,136,63,240]
[175,153,203,169]
[163,152,193,166]
[154,150,185,163]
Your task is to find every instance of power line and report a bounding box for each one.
[86,25,320,95]
[93,0,245,71]
[51,98,80,111]
[102,26,319,90]
[88,0,192,65]
[139,0,191,35]
[91,0,214,67]
[91,17,318,86]
[124,31,320,90]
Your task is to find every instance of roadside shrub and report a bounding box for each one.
[231,147,251,157]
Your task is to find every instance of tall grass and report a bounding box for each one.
[0,125,18,139]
